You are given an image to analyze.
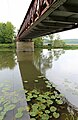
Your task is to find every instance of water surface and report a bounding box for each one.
[0,49,78,120]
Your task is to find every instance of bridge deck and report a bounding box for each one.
[17,0,78,41]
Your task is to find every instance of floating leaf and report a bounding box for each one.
[34,80,39,82]
[30,118,36,120]
[55,99,63,105]
[5,104,16,111]
[38,75,44,78]
[24,90,28,94]
[30,111,38,117]
[32,104,39,110]
[47,100,53,106]
[41,114,49,120]
[15,112,23,118]
[37,96,43,101]
[0,116,4,120]
[17,107,25,112]
[50,106,57,112]
[0,107,3,111]
[39,104,46,110]
[33,94,38,98]
[26,106,30,112]
[53,112,60,118]
[45,110,50,114]
[24,81,28,83]
[51,95,56,99]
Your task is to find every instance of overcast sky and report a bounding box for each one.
[0,0,78,39]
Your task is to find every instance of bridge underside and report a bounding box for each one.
[17,0,78,41]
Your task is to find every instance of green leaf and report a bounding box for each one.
[50,106,57,112]
[47,100,53,106]
[30,118,36,120]
[45,110,50,114]
[55,99,63,105]
[30,111,38,117]
[15,112,23,118]
[41,114,49,120]
[53,112,60,118]
[38,75,44,78]
[0,107,3,111]
[39,104,46,110]
[34,80,39,82]
[24,81,28,83]
[51,95,56,99]
[4,104,16,111]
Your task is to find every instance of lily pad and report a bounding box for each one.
[38,75,44,78]
[45,110,50,114]
[17,107,25,112]
[24,81,28,83]
[55,99,63,105]
[47,100,53,106]
[15,112,23,119]
[50,106,57,112]
[5,104,16,111]
[30,118,36,120]
[53,112,60,118]
[0,107,3,111]
[41,114,49,120]
[39,104,46,110]
[34,80,39,82]
[30,111,38,117]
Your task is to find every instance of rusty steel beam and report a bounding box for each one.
[17,0,55,40]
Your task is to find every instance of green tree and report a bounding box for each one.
[0,22,15,43]
[33,37,43,48]
[42,34,54,47]
[53,40,65,48]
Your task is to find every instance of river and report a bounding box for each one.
[0,49,78,119]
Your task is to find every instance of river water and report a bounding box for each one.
[0,49,78,119]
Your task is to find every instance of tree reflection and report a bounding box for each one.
[34,49,65,75]
[53,49,65,60]
[0,51,16,69]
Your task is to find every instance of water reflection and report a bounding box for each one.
[34,49,78,109]
[17,49,78,119]
[17,51,47,92]
[34,49,65,75]
[0,51,30,120]
[0,51,16,69]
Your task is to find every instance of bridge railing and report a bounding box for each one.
[17,0,55,39]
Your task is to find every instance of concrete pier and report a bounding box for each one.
[16,41,34,52]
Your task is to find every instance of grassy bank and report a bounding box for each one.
[0,43,16,51]
[41,45,78,50]
[63,45,78,49]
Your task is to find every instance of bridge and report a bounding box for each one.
[16,0,78,51]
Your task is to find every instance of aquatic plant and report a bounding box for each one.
[25,87,64,119]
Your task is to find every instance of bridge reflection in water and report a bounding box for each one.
[17,49,78,117]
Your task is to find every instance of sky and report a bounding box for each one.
[0,0,78,39]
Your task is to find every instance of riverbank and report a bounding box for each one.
[42,45,78,50]
[0,43,16,51]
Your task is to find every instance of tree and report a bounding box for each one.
[53,40,65,48]
[33,37,43,48]
[42,34,54,47]
[0,22,15,43]
[55,34,60,40]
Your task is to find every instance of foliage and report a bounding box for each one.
[0,43,15,49]
[63,45,78,49]
[25,76,65,119]
[53,40,65,48]
[0,80,27,120]
[33,37,43,48]
[0,22,15,44]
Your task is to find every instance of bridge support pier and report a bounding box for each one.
[16,40,34,52]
